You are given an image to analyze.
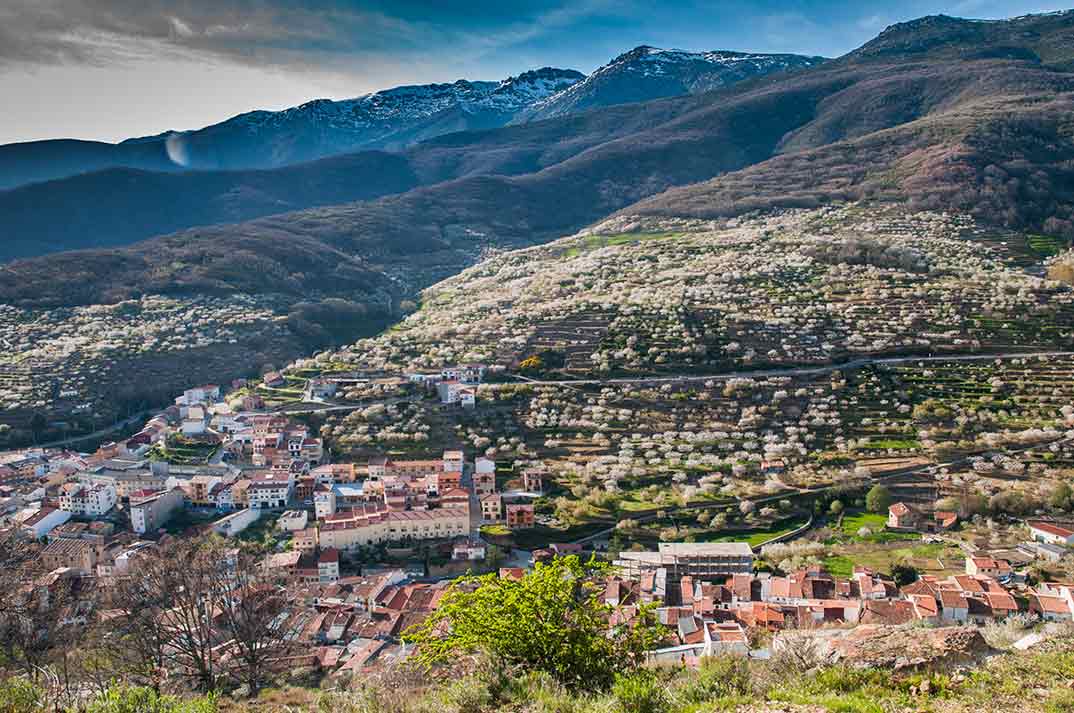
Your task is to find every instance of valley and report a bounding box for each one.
[5,8,1074,713]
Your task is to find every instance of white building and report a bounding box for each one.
[20,506,72,539]
[314,487,337,520]
[212,508,260,537]
[247,472,293,509]
[278,510,309,532]
[59,482,117,518]
[317,548,340,584]
[1028,521,1074,547]
[129,488,185,534]
[702,621,750,657]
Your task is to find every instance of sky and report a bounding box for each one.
[0,0,1071,144]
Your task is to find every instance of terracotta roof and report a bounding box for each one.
[860,599,915,625]
[1032,594,1072,615]
[1029,521,1074,538]
[910,594,938,617]
[938,589,967,609]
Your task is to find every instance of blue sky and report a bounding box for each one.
[0,0,1070,143]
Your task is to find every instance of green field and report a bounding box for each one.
[706,517,809,548]
[563,232,680,257]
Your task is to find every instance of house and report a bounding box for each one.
[505,503,535,529]
[937,590,969,623]
[308,379,338,400]
[1030,593,1074,622]
[58,482,117,518]
[177,385,220,406]
[20,506,72,540]
[316,506,469,550]
[241,394,265,411]
[263,371,286,388]
[480,493,503,522]
[615,542,755,581]
[703,621,750,657]
[437,381,472,405]
[294,528,318,552]
[452,539,487,561]
[522,469,545,495]
[247,472,293,509]
[459,388,476,409]
[317,548,341,584]
[1028,521,1074,547]
[473,458,496,496]
[40,537,98,574]
[129,488,185,534]
[887,502,957,533]
[966,556,1012,579]
[278,510,309,532]
[443,450,465,473]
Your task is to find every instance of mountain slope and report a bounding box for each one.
[517,46,825,122]
[10,42,1074,308]
[0,138,177,191]
[842,10,1074,67]
[0,152,421,261]
[159,67,585,171]
[612,61,1074,237]
[0,68,583,191]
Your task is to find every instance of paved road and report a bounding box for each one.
[500,350,1074,388]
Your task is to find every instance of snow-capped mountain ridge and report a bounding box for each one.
[518,45,825,123]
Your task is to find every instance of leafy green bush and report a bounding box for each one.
[611,671,667,713]
[0,677,45,713]
[82,686,216,713]
[404,557,664,690]
[1046,688,1074,713]
[674,655,751,704]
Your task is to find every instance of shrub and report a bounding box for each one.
[82,686,216,713]
[1047,688,1074,713]
[674,655,752,704]
[0,678,45,713]
[865,485,892,513]
[404,557,664,690]
[611,670,667,713]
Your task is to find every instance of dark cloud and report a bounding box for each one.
[0,0,621,77]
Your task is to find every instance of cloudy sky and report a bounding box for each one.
[1,0,1069,144]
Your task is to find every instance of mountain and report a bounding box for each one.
[0,138,177,192]
[6,9,1074,428]
[11,37,1074,308]
[516,46,825,122]
[0,48,823,262]
[0,152,421,261]
[0,68,584,191]
[154,67,585,171]
[842,11,1074,67]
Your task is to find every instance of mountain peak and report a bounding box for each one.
[845,9,1074,65]
[517,46,824,123]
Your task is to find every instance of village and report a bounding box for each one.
[2,354,1074,684]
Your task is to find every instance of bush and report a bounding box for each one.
[1047,688,1074,713]
[674,655,752,704]
[611,671,667,713]
[865,485,892,514]
[404,557,664,690]
[83,686,216,713]
[0,678,45,713]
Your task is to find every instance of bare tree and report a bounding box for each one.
[214,553,303,695]
[115,538,227,691]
